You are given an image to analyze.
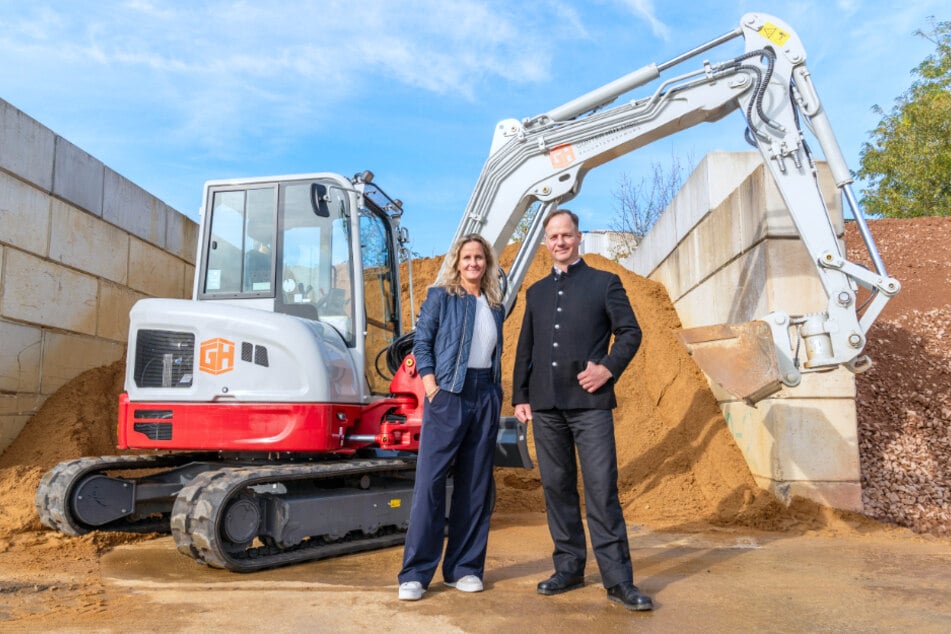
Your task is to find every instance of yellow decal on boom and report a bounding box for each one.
[759,22,791,47]
[389,499,402,509]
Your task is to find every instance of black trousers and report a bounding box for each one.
[532,408,633,588]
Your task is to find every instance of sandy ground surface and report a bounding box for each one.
[1,513,949,633]
[1,218,949,631]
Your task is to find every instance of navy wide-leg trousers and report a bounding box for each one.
[398,368,500,587]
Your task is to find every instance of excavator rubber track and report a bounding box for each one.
[170,458,418,572]
[35,453,220,536]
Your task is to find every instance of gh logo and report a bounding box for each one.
[199,338,235,375]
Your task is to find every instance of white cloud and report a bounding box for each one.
[614,0,671,40]
[0,1,588,158]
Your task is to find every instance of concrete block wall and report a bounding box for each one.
[623,150,862,512]
[0,98,199,453]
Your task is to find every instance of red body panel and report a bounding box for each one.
[117,354,427,454]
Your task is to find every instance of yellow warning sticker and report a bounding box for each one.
[760,22,791,47]
[389,499,402,509]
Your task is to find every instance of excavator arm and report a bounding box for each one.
[449,12,900,404]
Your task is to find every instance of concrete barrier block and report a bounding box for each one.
[686,189,747,288]
[636,205,680,277]
[0,411,30,456]
[754,475,863,513]
[651,225,694,299]
[765,239,828,315]
[642,155,767,292]
[672,244,771,327]
[39,331,124,395]
[0,393,42,417]
[648,252,681,303]
[49,199,129,284]
[706,366,856,403]
[1,250,98,335]
[0,320,43,393]
[165,205,198,264]
[103,168,167,248]
[723,399,859,483]
[761,162,842,239]
[817,165,844,233]
[0,99,55,190]
[702,151,764,210]
[52,136,104,217]
[184,263,196,297]
[0,171,51,256]
[769,399,860,482]
[638,165,713,277]
[128,237,187,298]
[98,281,146,342]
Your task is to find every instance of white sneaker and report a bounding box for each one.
[398,581,425,601]
[445,575,483,593]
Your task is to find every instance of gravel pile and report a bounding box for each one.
[848,218,951,537]
[857,307,951,536]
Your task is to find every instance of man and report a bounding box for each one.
[512,209,653,611]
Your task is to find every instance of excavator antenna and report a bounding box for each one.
[678,321,784,406]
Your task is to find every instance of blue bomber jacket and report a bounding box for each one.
[412,286,504,393]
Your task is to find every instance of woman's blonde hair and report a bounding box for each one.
[434,233,503,308]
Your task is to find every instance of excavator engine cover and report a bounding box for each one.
[678,321,784,405]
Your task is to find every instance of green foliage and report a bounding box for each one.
[858,18,951,218]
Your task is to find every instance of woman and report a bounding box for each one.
[397,234,505,601]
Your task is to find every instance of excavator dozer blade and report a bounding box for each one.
[678,320,783,406]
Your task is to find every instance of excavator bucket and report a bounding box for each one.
[678,320,784,406]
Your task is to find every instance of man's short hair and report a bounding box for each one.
[543,208,580,231]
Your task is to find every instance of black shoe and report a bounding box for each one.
[537,572,585,595]
[607,582,654,611]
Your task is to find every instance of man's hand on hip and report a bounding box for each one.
[577,361,612,393]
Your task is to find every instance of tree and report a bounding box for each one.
[608,153,692,259]
[857,18,951,218]
[510,201,543,244]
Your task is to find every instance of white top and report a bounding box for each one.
[467,294,497,368]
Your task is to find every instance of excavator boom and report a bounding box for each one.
[451,12,899,403]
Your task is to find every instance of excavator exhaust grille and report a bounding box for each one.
[133,330,195,388]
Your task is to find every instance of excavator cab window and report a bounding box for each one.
[360,207,399,393]
[202,187,277,296]
[200,180,356,347]
[277,181,355,344]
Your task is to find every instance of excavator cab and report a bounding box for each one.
[194,172,404,397]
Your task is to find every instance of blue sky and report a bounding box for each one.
[0,1,946,257]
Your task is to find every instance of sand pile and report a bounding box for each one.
[406,246,859,533]
[7,226,937,544]
[0,361,124,536]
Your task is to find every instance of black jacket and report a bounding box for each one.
[512,259,641,410]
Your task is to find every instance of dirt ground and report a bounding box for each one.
[1,218,949,631]
[2,514,950,633]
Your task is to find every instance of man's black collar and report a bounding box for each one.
[552,258,586,279]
